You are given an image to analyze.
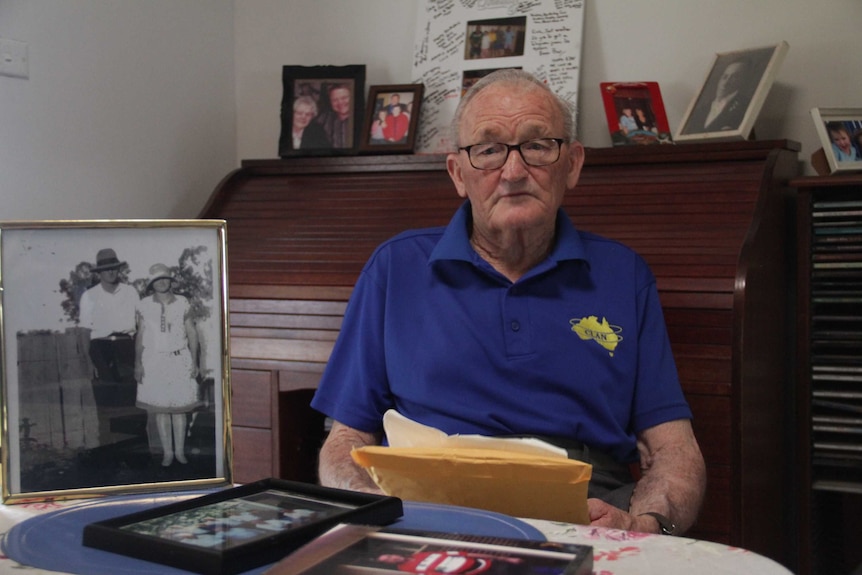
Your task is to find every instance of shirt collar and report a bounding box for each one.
[429,201,588,266]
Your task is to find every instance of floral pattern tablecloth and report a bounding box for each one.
[0,498,793,575]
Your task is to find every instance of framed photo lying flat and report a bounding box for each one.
[82,478,404,575]
[0,219,231,504]
[265,524,593,575]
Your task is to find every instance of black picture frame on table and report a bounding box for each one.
[278,65,366,158]
[359,84,424,154]
[82,478,404,575]
[0,220,231,504]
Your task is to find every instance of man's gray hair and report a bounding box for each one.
[450,69,576,147]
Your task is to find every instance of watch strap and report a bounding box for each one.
[640,511,676,535]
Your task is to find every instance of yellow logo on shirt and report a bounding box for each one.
[570,316,623,356]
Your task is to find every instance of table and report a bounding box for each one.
[0,494,792,575]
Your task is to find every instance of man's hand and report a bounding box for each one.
[588,498,658,533]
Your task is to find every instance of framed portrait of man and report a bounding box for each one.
[278,65,366,158]
[675,41,789,142]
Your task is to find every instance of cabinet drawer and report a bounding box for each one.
[232,426,274,483]
[231,369,273,428]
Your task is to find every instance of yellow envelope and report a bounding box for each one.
[351,445,592,525]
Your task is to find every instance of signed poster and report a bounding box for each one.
[411,0,585,153]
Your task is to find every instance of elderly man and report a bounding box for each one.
[311,69,706,535]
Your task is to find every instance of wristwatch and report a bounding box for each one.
[640,512,676,535]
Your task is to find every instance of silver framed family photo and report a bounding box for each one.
[675,41,789,142]
[0,220,231,503]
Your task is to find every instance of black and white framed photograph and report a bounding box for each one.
[359,84,424,154]
[675,41,789,142]
[0,220,231,503]
[82,478,404,575]
[278,64,366,158]
[811,107,862,174]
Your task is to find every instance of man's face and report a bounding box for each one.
[446,84,583,237]
[99,268,120,285]
[330,87,351,119]
[716,61,746,99]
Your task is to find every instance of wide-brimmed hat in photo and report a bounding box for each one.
[91,248,126,272]
[147,263,177,291]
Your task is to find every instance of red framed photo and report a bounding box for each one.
[600,82,672,146]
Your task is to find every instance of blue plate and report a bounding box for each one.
[1,492,543,574]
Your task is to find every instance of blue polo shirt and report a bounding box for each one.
[311,202,691,463]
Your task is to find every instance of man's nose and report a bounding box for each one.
[500,147,529,179]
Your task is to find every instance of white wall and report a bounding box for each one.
[237,0,862,174]
[0,0,236,220]
[2,1,860,223]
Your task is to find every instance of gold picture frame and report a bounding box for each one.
[0,219,231,503]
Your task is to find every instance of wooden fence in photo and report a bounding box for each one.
[16,328,98,451]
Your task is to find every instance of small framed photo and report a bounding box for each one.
[0,220,231,503]
[675,41,789,142]
[278,65,366,158]
[82,478,404,575]
[359,84,424,154]
[811,108,862,174]
[600,82,673,145]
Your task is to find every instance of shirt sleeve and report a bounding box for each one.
[310,256,394,433]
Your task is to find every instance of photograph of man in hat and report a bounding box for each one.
[79,247,142,446]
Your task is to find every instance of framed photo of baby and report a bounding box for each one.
[0,220,231,503]
[811,108,862,174]
[359,84,424,154]
[278,64,366,158]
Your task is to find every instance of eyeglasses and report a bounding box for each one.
[459,138,565,170]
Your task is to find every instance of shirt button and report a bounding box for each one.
[511,321,520,332]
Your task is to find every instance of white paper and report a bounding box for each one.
[411,0,586,153]
[383,409,568,458]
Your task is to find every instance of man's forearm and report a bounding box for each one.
[629,420,706,534]
[318,422,383,493]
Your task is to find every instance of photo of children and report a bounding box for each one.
[464,16,526,60]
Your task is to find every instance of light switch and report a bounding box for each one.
[0,38,29,79]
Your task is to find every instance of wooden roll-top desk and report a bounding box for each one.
[201,140,800,569]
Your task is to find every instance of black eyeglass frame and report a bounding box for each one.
[458,138,567,170]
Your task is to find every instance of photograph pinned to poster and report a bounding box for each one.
[600,82,673,146]
[278,65,366,157]
[359,84,424,154]
[810,108,862,174]
[675,41,789,142]
[0,220,231,503]
[82,478,404,575]
[412,0,585,153]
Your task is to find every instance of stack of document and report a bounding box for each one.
[351,410,592,524]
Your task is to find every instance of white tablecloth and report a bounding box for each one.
[0,496,793,575]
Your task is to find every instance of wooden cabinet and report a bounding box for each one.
[793,175,862,575]
[202,140,799,568]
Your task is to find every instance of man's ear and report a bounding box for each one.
[565,140,586,190]
[446,153,469,199]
